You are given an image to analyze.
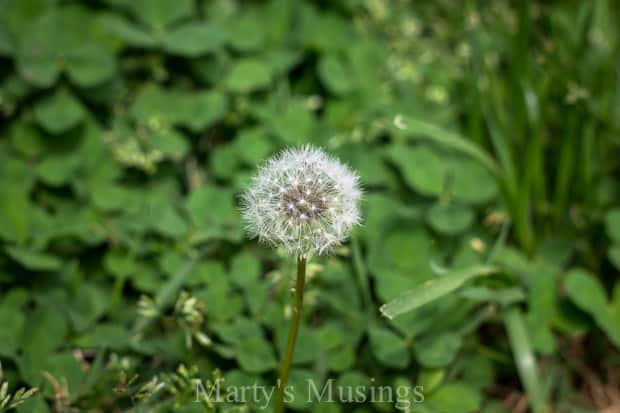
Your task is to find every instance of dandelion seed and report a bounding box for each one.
[240,145,362,257]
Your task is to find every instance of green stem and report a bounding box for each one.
[274,256,307,413]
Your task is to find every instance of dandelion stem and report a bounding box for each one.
[274,256,306,413]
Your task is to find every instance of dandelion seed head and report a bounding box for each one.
[240,145,362,257]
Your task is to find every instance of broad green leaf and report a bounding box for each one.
[33,90,85,134]
[17,34,60,87]
[224,59,272,93]
[348,40,384,100]
[202,280,244,321]
[230,251,261,287]
[564,268,620,347]
[222,370,270,409]
[427,202,474,235]
[448,157,498,204]
[316,322,345,351]
[1,0,52,39]
[264,49,302,75]
[418,368,445,393]
[425,382,482,413]
[261,0,294,45]
[75,323,127,349]
[149,127,189,159]
[242,281,270,317]
[300,11,353,52]
[65,44,116,87]
[236,335,277,373]
[0,290,27,357]
[234,127,274,165]
[380,265,498,319]
[362,193,418,247]
[0,156,36,190]
[413,332,462,367]
[527,314,555,355]
[104,249,140,279]
[17,7,116,88]
[460,354,496,390]
[21,305,68,358]
[185,185,243,242]
[327,346,354,372]
[228,12,265,51]
[162,22,226,57]
[318,55,353,95]
[0,184,30,243]
[130,84,179,124]
[178,90,228,132]
[131,0,193,31]
[269,101,314,144]
[276,325,321,365]
[36,155,80,186]
[131,87,226,132]
[90,184,133,211]
[150,203,189,238]
[387,145,448,196]
[5,246,62,271]
[523,260,561,354]
[212,317,264,347]
[99,12,156,47]
[335,370,371,389]
[67,283,108,332]
[9,121,45,158]
[210,143,240,179]
[190,260,226,286]
[368,327,410,368]
[564,269,609,321]
[387,377,424,410]
[335,144,392,187]
[287,369,322,410]
[368,227,432,280]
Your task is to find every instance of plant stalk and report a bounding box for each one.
[274,256,306,413]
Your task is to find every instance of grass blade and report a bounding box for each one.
[392,115,502,178]
[379,265,499,319]
[503,307,548,413]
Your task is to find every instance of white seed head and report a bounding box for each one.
[240,145,362,257]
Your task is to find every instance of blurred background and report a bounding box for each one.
[0,0,619,412]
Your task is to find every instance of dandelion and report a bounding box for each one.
[240,144,362,257]
[239,145,362,413]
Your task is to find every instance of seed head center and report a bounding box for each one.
[280,182,328,221]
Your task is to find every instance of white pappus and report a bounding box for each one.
[240,145,362,257]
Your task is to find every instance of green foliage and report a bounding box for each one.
[379,265,499,319]
[564,269,620,347]
[0,0,619,412]
[0,362,38,412]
